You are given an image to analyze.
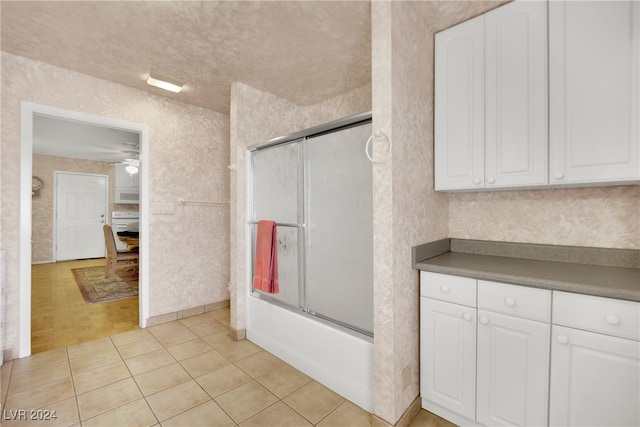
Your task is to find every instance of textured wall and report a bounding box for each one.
[450,186,640,249]
[1,52,230,359]
[372,2,451,423]
[229,82,371,332]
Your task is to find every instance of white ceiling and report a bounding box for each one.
[32,115,140,164]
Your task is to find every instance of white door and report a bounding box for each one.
[434,15,485,191]
[549,0,640,185]
[476,310,550,426]
[420,298,476,420]
[56,172,108,261]
[549,325,640,427]
[484,0,548,188]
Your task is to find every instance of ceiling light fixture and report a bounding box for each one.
[124,159,140,175]
[146,72,183,93]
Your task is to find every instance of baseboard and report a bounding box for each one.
[373,396,422,427]
[145,299,230,327]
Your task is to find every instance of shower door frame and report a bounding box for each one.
[247,111,373,338]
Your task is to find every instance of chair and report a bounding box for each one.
[103,224,139,279]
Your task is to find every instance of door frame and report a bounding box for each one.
[53,171,109,261]
[19,101,150,357]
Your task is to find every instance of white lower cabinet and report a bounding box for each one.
[420,272,639,427]
[476,310,550,426]
[421,298,477,420]
[549,292,640,426]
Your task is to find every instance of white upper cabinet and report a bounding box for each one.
[435,0,640,191]
[435,0,548,191]
[484,1,548,188]
[549,1,640,185]
[434,17,484,191]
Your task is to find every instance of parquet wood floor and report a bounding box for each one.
[31,258,139,354]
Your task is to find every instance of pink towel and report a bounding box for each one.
[253,220,279,294]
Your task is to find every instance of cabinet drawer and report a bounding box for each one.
[553,291,640,341]
[420,271,476,307]
[478,280,551,322]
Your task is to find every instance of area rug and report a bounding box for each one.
[72,266,138,304]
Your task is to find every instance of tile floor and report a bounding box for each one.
[2,307,454,427]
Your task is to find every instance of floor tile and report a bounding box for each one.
[214,380,278,424]
[201,330,235,349]
[72,360,131,394]
[195,364,251,398]
[10,348,68,375]
[76,377,142,420]
[180,317,229,337]
[207,308,230,321]
[134,362,191,396]
[166,338,213,361]
[235,350,284,378]
[161,400,234,427]
[81,398,157,427]
[7,359,70,395]
[117,337,164,359]
[256,363,312,399]
[67,337,115,359]
[149,322,199,347]
[68,347,122,374]
[179,350,230,377]
[124,348,175,376]
[239,401,313,427]
[145,380,211,422]
[110,328,152,347]
[408,409,457,427]
[317,401,373,426]
[216,340,262,362]
[4,377,75,413]
[283,380,345,424]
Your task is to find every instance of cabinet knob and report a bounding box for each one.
[556,335,569,345]
[486,177,495,184]
[605,314,621,326]
[463,313,472,321]
[472,178,482,185]
[504,297,516,307]
[479,316,489,325]
[440,285,449,294]
[553,172,564,180]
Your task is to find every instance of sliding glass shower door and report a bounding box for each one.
[304,123,373,334]
[250,117,373,336]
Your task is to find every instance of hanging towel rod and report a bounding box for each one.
[247,220,303,228]
[178,198,229,205]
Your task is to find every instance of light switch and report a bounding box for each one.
[152,202,174,214]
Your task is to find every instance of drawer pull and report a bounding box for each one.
[556,335,569,345]
[479,316,489,325]
[605,314,621,326]
[440,285,450,294]
[504,297,516,307]
[463,313,472,322]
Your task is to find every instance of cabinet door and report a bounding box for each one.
[485,0,548,188]
[549,325,640,427]
[549,1,640,185]
[476,310,550,427]
[420,298,476,420]
[434,16,485,191]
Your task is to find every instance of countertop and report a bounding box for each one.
[413,239,640,302]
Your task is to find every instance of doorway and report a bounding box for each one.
[19,102,150,358]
